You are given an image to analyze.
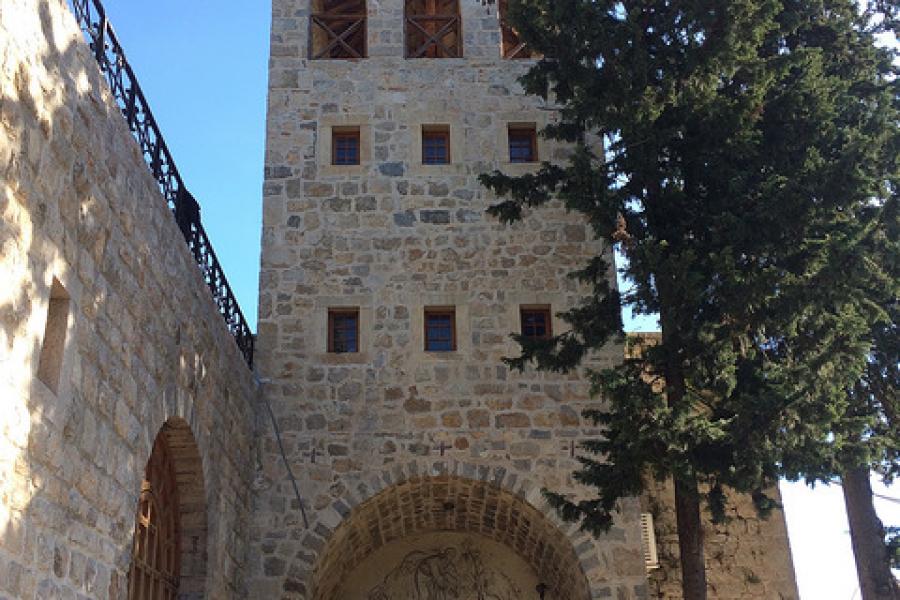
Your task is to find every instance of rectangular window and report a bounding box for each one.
[425,307,456,351]
[520,306,552,339]
[422,125,450,165]
[405,0,462,58]
[332,127,361,165]
[499,0,535,59]
[508,125,537,163]
[328,308,360,353]
[37,278,70,393]
[311,0,367,59]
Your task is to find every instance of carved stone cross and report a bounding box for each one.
[433,441,450,457]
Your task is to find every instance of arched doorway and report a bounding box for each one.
[310,474,592,600]
[127,418,207,599]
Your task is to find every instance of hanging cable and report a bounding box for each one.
[261,387,310,529]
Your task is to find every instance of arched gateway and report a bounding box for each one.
[127,418,208,599]
[310,473,592,600]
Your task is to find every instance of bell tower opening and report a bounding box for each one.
[311,0,368,59]
[405,0,462,58]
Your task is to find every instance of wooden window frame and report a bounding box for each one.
[499,0,533,59]
[520,305,552,339]
[422,125,451,165]
[405,0,462,58]
[328,308,361,353]
[508,125,538,163]
[310,0,367,59]
[424,307,457,352]
[332,127,361,166]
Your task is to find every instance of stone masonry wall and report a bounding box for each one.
[628,333,799,599]
[254,1,650,598]
[642,478,800,600]
[0,1,257,597]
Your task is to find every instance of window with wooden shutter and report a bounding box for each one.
[499,0,534,59]
[311,0,367,59]
[405,0,461,58]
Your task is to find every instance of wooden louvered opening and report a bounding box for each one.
[405,0,461,58]
[499,0,534,59]
[311,0,367,59]
[128,429,180,600]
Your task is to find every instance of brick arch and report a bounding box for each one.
[308,466,592,600]
[129,417,208,599]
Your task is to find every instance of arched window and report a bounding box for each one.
[311,0,367,59]
[405,0,461,58]
[499,0,534,59]
[128,431,180,599]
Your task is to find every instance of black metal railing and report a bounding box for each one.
[67,0,254,366]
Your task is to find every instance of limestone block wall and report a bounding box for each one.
[254,0,649,598]
[0,0,258,597]
[642,479,800,600]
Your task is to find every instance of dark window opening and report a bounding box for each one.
[500,0,534,59]
[329,308,360,353]
[425,307,456,351]
[405,0,461,58]
[311,0,367,59]
[520,306,552,339]
[422,126,450,164]
[37,278,70,393]
[332,127,361,165]
[508,125,537,163]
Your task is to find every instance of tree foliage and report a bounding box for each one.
[482,0,899,535]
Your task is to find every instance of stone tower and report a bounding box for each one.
[0,0,801,597]
[252,1,650,598]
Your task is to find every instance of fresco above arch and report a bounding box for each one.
[336,531,541,600]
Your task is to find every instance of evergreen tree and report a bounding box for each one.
[481,1,898,597]
[834,213,899,600]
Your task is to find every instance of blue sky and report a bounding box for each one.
[93,1,897,597]
[100,0,270,324]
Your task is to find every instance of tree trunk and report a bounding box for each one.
[650,169,708,599]
[675,474,708,600]
[659,316,708,599]
[843,467,900,600]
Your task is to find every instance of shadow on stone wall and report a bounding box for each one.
[0,1,258,596]
[1,1,98,578]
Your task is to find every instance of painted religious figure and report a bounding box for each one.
[367,542,522,600]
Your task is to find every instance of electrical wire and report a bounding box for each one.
[261,388,310,529]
